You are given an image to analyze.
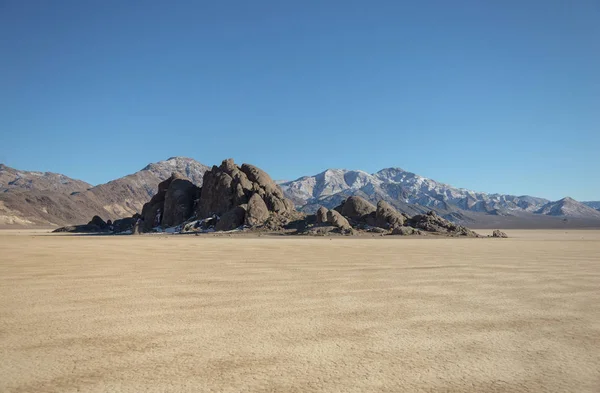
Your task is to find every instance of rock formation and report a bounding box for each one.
[492,229,508,238]
[375,200,406,229]
[316,207,328,224]
[408,211,479,237]
[141,176,173,231]
[245,193,270,226]
[215,206,246,231]
[334,196,377,227]
[193,159,295,231]
[88,215,107,229]
[326,210,352,232]
[52,160,482,238]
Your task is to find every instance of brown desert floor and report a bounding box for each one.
[1,230,599,392]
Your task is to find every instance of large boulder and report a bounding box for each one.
[162,178,200,227]
[375,200,405,229]
[215,206,246,231]
[244,193,270,226]
[112,217,136,233]
[88,215,107,229]
[338,196,376,220]
[492,229,508,238]
[140,174,178,231]
[196,168,236,218]
[141,198,163,232]
[316,206,328,224]
[326,209,352,232]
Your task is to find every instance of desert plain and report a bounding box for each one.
[1,229,599,393]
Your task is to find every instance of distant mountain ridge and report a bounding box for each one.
[0,163,91,194]
[280,167,593,220]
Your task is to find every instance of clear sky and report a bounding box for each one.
[1,0,598,200]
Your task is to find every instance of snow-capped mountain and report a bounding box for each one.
[535,197,600,218]
[280,167,552,216]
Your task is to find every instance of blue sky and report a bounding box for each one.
[1,0,598,200]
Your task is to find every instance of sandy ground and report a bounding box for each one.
[1,230,599,393]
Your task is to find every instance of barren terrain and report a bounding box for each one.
[1,230,599,392]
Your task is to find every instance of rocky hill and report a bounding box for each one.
[0,157,208,226]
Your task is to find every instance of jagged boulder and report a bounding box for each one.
[409,211,479,237]
[215,206,246,231]
[375,201,405,229]
[316,206,328,224]
[162,178,200,228]
[245,193,270,226]
[492,229,508,238]
[326,210,352,232]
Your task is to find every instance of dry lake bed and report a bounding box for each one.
[1,230,599,392]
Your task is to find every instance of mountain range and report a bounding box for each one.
[1,158,599,228]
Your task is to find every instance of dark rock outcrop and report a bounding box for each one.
[408,211,479,237]
[88,215,107,229]
[162,177,200,228]
[53,224,104,233]
[141,175,174,231]
[215,206,246,231]
[112,217,136,233]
